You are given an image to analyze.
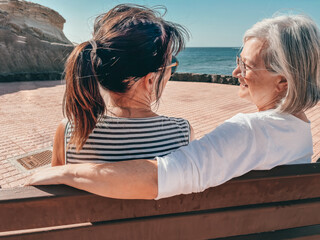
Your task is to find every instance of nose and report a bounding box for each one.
[232,65,241,78]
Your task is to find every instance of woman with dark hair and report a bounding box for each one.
[52,4,194,166]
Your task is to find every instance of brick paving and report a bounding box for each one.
[0,80,319,188]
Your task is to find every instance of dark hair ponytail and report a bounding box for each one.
[63,41,105,151]
[64,4,188,151]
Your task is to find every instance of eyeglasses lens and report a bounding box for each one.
[236,56,246,78]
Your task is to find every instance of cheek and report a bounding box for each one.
[165,68,172,81]
[162,70,171,88]
[243,74,261,94]
[246,76,278,103]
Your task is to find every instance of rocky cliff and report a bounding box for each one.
[0,0,74,81]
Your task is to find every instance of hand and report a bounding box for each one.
[25,166,66,186]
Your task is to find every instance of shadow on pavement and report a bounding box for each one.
[0,80,65,96]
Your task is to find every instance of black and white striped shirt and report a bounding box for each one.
[65,115,191,164]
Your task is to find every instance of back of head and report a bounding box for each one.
[244,14,320,114]
[91,4,185,92]
[64,4,188,150]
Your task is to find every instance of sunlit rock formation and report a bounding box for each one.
[0,0,74,81]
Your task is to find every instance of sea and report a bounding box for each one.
[176,47,241,75]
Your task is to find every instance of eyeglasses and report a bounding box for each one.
[166,56,179,75]
[236,56,272,77]
[236,56,247,78]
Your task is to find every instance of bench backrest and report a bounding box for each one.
[1,163,320,239]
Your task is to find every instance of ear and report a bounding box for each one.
[142,72,156,93]
[275,76,288,93]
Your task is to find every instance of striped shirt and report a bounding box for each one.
[65,115,191,164]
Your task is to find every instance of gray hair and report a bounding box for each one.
[244,14,320,114]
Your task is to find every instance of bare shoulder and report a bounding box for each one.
[55,119,68,142]
[189,122,196,141]
[59,118,68,130]
[52,119,68,166]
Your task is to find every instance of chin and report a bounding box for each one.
[238,90,251,102]
[238,88,247,98]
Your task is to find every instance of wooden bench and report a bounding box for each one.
[1,163,320,239]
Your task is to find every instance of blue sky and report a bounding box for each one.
[29,0,320,47]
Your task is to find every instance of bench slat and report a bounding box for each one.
[1,199,320,240]
[215,225,320,240]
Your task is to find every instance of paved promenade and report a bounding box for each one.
[0,80,319,188]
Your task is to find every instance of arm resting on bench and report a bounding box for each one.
[27,160,158,200]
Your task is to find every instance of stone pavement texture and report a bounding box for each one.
[0,80,319,188]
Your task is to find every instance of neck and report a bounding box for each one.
[256,95,281,112]
[106,93,157,118]
[257,104,276,112]
[106,106,157,118]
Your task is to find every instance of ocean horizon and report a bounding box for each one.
[177,47,241,75]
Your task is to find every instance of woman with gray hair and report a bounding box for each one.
[28,14,320,200]
[239,14,320,114]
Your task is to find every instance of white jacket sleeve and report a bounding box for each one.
[156,114,268,199]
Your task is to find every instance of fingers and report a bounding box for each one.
[24,173,41,186]
[23,176,32,186]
